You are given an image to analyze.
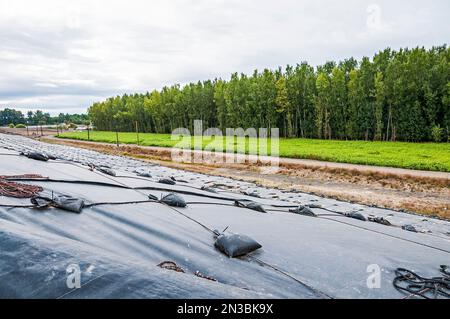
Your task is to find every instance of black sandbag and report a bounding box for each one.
[368,216,391,226]
[234,200,266,213]
[345,211,367,221]
[97,167,116,176]
[402,225,418,233]
[214,233,262,258]
[45,153,57,160]
[26,151,49,162]
[53,196,85,213]
[137,172,152,178]
[159,178,176,185]
[290,205,316,217]
[160,193,186,207]
[243,190,261,198]
[31,195,84,213]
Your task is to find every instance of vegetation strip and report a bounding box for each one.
[58,131,450,172]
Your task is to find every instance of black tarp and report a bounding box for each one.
[0,133,449,299]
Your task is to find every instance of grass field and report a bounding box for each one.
[57,131,450,172]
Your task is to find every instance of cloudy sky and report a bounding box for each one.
[0,0,449,115]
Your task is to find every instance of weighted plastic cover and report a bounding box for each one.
[0,133,449,299]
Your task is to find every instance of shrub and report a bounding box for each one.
[8,123,14,128]
[431,125,443,143]
[15,124,26,128]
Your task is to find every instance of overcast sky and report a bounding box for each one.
[0,0,449,115]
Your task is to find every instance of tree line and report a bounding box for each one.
[0,109,89,126]
[74,46,450,142]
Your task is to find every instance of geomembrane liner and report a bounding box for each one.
[0,133,449,299]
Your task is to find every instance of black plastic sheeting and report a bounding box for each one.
[0,133,449,299]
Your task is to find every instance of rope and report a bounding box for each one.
[247,256,333,299]
[186,202,235,207]
[43,160,246,201]
[4,177,244,201]
[157,261,185,273]
[4,175,449,252]
[158,261,217,281]
[3,175,448,253]
[319,217,450,254]
[85,199,158,208]
[0,174,44,179]
[393,266,450,299]
[0,174,44,198]
[0,204,35,208]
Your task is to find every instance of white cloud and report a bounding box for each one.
[0,0,449,114]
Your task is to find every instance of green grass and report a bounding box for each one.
[57,131,450,172]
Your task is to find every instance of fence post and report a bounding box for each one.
[116,130,119,147]
[26,125,29,136]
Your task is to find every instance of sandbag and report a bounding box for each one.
[31,195,84,213]
[234,200,266,213]
[159,178,176,185]
[345,211,367,221]
[402,225,418,233]
[243,190,261,198]
[214,233,262,258]
[290,205,316,217]
[25,152,49,162]
[45,153,57,160]
[137,172,152,178]
[160,193,186,207]
[97,167,116,176]
[368,216,391,226]
[31,196,52,208]
[53,195,85,213]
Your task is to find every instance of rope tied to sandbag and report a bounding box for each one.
[31,195,85,213]
[0,174,44,198]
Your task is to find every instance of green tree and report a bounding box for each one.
[275,76,293,137]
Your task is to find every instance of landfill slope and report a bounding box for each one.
[0,133,449,299]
